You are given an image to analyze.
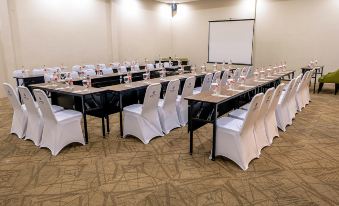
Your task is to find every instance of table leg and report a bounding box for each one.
[211,104,217,161]
[313,72,317,94]
[101,93,105,137]
[189,102,193,155]
[106,115,110,133]
[119,93,123,137]
[81,96,89,144]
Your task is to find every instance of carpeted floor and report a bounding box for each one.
[0,85,338,206]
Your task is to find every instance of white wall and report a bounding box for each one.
[255,0,339,73]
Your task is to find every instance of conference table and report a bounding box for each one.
[104,72,206,137]
[30,83,107,144]
[300,65,324,93]
[185,70,295,161]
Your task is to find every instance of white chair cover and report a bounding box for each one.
[193,73,213,94]
[97,64,106,69]
[32,68,44,76]
[158,80,181,134]
[119,66,127,73]
[72,65,82,72]
[18,87,64,146]
[123,84,164,144]
[215,93,263,170]
[212,71,222,83]
[147,64,155,70]
[276,78,296,131]
[288,74,302,120]
[84,64,95,70]
[13,70,24,78]
[33,89,85,155]
[83,69,96,77]
[3,83,27,139]
[164,62,170,68]
[46,67,59,74]
[111,62,120,69]
[296,71,310,111]
[303,69,314,105]
[176,76,196,126]
[220,70,229,86]
[71,71,80,79]
[102,68,113,75]
[133,64,140,71]
[265,83,285,144]
[229,89,273,153]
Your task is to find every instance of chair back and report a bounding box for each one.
[297,71,310,92]
[181,76,196,99]
[112,62,120,69]
[162,80,180,108]
[72,65,81,72]
[220,70,229,86]
[102,68,113,75]
[290,74,302,99]
[142,84,161,121]
[201,73,213,92]
[233,68,242,82]
[3,83,22,111]
[33,89,56,122]
[84,65,95,70]
[281,78,296,105]
[147,64,155,70]
[164,62,170,68]
[267,83,285,115]
[97,64,106,69]
[212,71,221,83]
[69,71,79,79]
[32,68,44,75]
[18,86,40,116]
[46,67,58,74]
[119,66,127,73]
[241,93,264,135]
[133,64,140,71]
[13,70,24,78]
[258,88,275,120]
[84,69,96,77]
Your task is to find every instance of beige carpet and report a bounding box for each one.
[0,85,338,205]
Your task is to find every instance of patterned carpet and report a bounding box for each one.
[0,85,338,206]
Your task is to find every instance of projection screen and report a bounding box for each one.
[208,19,255,65]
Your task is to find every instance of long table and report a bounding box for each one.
[185,70,295,161]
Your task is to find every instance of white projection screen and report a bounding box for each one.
[208,19,255,65]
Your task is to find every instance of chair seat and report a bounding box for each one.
[123,104,143,114]
[228,109,247,120]
[55,110,82,122]
[217,117,243,133]
[51,105,64,113]
[240,103,250,110]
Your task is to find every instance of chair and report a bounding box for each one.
[72,65,82,72]
[97,64,106,69]
[147,64,155,70]
[132,64,140,71]
[287,74,302,120]
[296,71,310,111]
[265,84,285,144]
[84,65,95,70]
[318,69,339,95]
[83,69,96,77]
[158,80,181,134]
[32,68,44,76]
[111,62,120,69]
[212,71,222,83]
[303,69,315,104]
[276,78,296,131]
[164,62,170,68]
[13,70,24,78]
[193,73,213,94]
[3,83,28,139]
[123,84,164,144]
[176,76,196,126]
[33,89,85,155]
[229,89,274,153]
[102,68,113,75]
[18,86,64,146]
[215,93,263,170]
[119,66,127,73]
[70,71,80,79]
[220,70,229,86]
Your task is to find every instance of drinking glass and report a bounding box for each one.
[124,76,129,84]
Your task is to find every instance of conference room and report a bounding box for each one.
[0,0,338,205]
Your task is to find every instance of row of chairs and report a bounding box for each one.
[214,69,314,170]
[123,77,196,144]
[3,83,85,155]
